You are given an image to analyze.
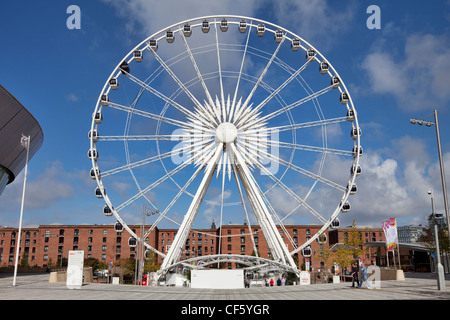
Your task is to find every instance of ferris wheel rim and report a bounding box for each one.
[89,14,362,274]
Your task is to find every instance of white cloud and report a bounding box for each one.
[102,0,266,38]
[102,0,356,50]
[270,0,356,49]
[0,161,82,226]
[362,33,450,112]
[0,161,75,212]
[349,135,450,226]
[65,93,79,102]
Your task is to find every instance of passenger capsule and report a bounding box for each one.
[330,218,340,229]
[95,186,105,198]
[347,183,358,195]
[330,75,340,88]
[94,111,103,124]
[149,39,158,52]
[133,50,143,62]
[120,61,129,74]
[352,146,363,158]
[319,61,329,74]
[257,23,265,36]
[302,246,311,257]
[89,168,101,180]
[220,18,228,32]
[88,129,99,142]
[183,23,192,37]
[274,29,283,42]
[340,200,351,212]
[88,148,98,161]
[340,91,349,104]
[114,221,123,232]
[306,48,316,60]
[103,204,113,216]
[202,19,210,33]
[291,38,300,51]
[166,29,174,43]
[128,236,137,247]
[100,94,109,106]
[346,109,355,121]
[109,78,119,90]
[239,19,247,33]
[351,127,362,140]
[317,233,327,244]
[351,164,362,176]
[200,19,210,33]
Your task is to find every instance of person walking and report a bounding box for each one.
[350,262,359,288]
[358,263,372,289]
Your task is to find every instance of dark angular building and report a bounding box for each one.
[0,85,43,195]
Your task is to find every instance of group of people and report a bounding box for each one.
[244,276,286,288]
[264,276,286,287]
[350,262,373,289]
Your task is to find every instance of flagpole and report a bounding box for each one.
[13,135,30,286]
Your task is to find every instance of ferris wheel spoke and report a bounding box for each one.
[147,44,204,112]
[98,134,182,142]
[125,72,212,128]
[214,19,226,110]
[101,144,192,178]
[270,116,348,133]
[115,160,192,213]
[107,101,191,130]
[253,147,346,192]
[241,33,285,114]
[253,159,328,225]
[252,59,313,116]
[147,147,218,235]
[180,31,215,107]
[264,140,353,157]
[258,84,334,124]
[232,20,252,113]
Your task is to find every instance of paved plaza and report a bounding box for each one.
[0,272,449,301]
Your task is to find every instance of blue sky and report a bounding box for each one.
[1,0,450,233]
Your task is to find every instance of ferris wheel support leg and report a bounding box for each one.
[159,144,223,276]
[229,143,298,273]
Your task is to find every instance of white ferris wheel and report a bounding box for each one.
[89,15,362,278]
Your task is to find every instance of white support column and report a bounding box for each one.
[160,144,223,272]
[229,143,297,271]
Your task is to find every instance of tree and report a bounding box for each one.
[84,257,101,271]
[423,224,449,255]
[20,252,29,268]
[113,258,135,284]
[143,250,161,273]
[331,220,366,273]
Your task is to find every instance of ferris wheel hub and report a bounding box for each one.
[215,122,238,144]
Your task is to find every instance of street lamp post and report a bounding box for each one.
[410,109,450,245]
[428,190,446,290]
[137,205,159,285]
[13,135,30,286]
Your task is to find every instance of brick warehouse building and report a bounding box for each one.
[0,223,386,271]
